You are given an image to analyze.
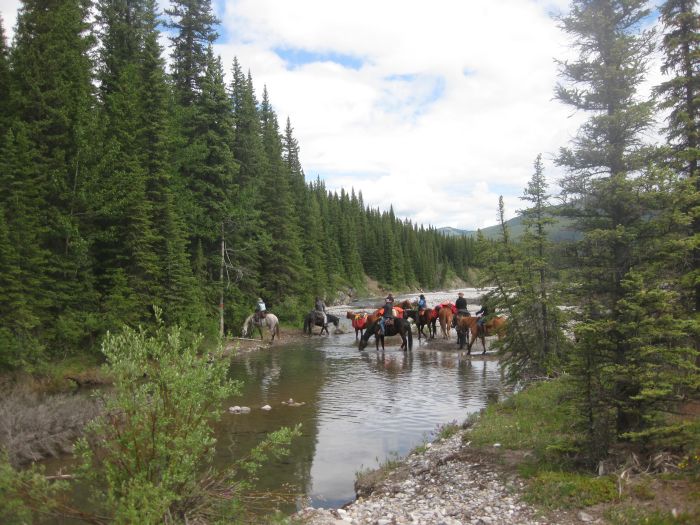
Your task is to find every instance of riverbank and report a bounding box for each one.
[294,433,567,525]
[292,379,700,525]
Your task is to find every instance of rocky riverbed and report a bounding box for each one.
[293,428,577,525]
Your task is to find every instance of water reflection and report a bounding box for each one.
[218,332,504,513]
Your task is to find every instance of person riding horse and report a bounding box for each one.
[314,296,328,329]
[255,297,267,322]
[453,292,469,328]
[417,293,427,312]
[475,301,489,332]
[379,294,394,335]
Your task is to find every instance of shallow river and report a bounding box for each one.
[217,295,505,515]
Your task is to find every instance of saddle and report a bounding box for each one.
[313,311,326,324]
[384,318,395,328]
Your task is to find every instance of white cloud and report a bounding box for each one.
[213,0,588,229]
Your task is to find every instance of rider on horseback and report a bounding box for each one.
[314,296,328,329]
[475,299,490,333]
[417,293,427,312]
[255,297,267,321]
[379,294,394,335]
[453,291,469,328]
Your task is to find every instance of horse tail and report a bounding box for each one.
[274,322,280,338]
[406,322,413,351]
[303,316,309,334]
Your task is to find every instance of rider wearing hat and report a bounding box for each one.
[417,293,427,312]
[453,291,469,328]
[379,294,394,335]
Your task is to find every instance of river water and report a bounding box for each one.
[217,287,504,516]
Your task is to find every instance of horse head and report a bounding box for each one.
[358,321,377,350]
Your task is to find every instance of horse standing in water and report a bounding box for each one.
[457,315,507,354]
[242,313,280,342]
[437,306,454,339]
[303,311,340,335]
[346,311,369,340]
[404,309,436,340]
[358,318,413,352]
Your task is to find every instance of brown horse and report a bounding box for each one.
[404,308,436,340]
[437,307,453,339]
[346,311,369,340]
[459,315,507,354]
[396,299,414,310]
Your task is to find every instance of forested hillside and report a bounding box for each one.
[0,0,476,369]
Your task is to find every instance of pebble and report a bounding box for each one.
[294,431,567,525]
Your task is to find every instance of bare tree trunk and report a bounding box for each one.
[219,223,225,338]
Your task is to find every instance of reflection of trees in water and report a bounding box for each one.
[215,346,327,514]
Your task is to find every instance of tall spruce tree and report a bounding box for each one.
[258,87,306,313]
[656,0,700,312]
[0,16,9,129]
[7,0,98,353]
[555,0,696,460]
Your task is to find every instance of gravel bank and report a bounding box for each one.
[293,429,571,525]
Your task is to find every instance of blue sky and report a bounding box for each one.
[1,0,665,230]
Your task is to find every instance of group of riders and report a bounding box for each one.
[378,291,490,335]
[253,291,491,334]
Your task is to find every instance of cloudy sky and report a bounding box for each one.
[1,0,661,230]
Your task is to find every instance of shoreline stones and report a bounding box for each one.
[293,430,566,525]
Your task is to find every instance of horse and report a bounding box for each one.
[437,306,454,339]
[396,299,414,310]
[346,311,369,340]
[358,318,413,352]
[458,315,507,354]
[404,309,436,340]
[242,312,280,342]
[303,311,340,335]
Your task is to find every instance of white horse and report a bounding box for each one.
[242,313,280,342]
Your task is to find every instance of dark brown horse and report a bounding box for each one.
[346,310,369,340]
[358,318,413,352]
[303,311,340,335]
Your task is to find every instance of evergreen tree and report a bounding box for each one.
[165,0,218,106]
[656,0,700,312]
[258,86,306,311]
[0,16,10,128]
[8,0,98,353]
[555,0,695,460]
[139,0,204,327]
[228,60,266,305]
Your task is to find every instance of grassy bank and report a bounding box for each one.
[464,379,700,524]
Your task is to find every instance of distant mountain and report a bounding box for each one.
[439,212,579,242]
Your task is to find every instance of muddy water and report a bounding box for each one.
[218,309,504,515]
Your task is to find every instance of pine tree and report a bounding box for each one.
[656,0,700,312]
[8,0,98,353]
[258,87,306,314]
[165,0,218,106]
[0,16,10,129]
[554,0,695,460]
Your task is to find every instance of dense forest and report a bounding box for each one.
[0,0,477,369]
